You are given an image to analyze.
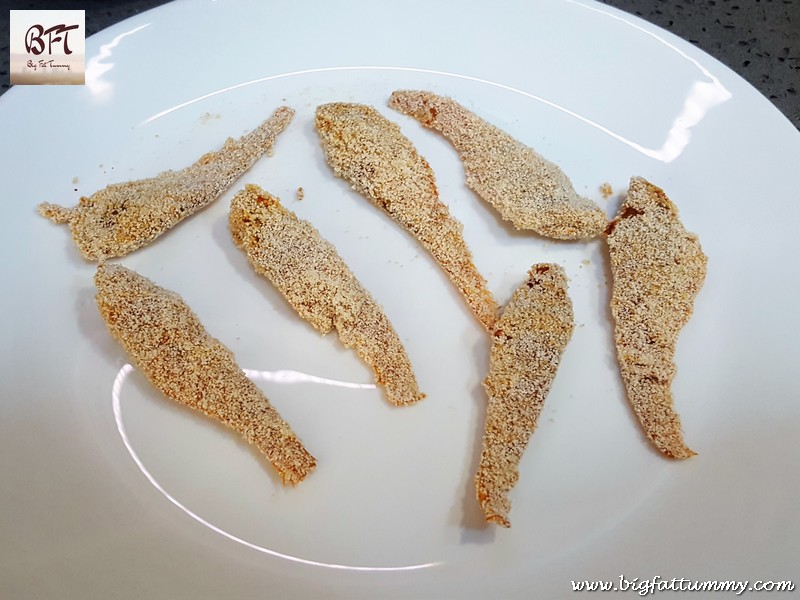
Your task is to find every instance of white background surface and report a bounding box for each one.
[1,0,798,597]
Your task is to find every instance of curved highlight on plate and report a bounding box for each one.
[111,363,438,572]
[138,61,730,163]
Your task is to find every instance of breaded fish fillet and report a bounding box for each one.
[475,264,574,527]
[388,90,606,240]
[95,262,316,485]
[229,184,424,407]
[39,106,294,261]
[606,177,707,459]
[314,102,498,331]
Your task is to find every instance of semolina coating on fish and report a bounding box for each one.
[475,264,574,527]
[606,176,707,459]
[95,262,316,485]
[388,90,607,240]
[229,184,424,407]
[38,106,294,261]
[315,102,498,331]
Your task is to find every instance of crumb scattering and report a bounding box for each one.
[200,112,222,124]
[600,182,613,198]
[296,187,304,201]
[94,262,316,484]
[389,90,607,240]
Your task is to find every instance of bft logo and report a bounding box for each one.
[9,10,86,85]
[25,23,81,56]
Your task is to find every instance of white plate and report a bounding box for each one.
[2,0,799,597]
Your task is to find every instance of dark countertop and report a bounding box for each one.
[1,0,798,129]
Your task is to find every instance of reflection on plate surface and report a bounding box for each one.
[112,363,440,571]
[2,0,798,597]
[140,65,730,163]
[87,64,685,572]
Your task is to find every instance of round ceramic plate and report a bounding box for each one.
[2,0,798,597]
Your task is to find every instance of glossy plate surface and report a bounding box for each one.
[2,0,798,597]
